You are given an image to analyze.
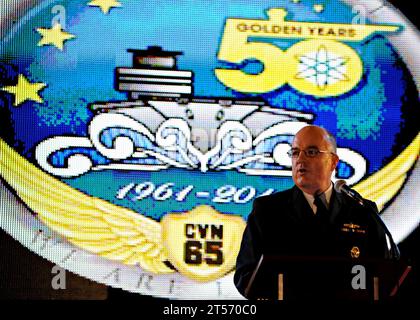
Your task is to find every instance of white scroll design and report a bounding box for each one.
[35,136,94,178]
[35,114,367,184]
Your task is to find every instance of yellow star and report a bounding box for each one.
[1,75,47,107]
[36,23,76,51]
[313,4,325,13]
[88,0,122,14]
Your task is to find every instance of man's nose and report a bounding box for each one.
[296,150,308,161]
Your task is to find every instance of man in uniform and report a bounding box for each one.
[234,125,398,299]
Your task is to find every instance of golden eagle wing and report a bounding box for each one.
[353,133,420,211]
[0,138,173,274]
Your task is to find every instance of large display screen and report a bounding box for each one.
[1,0,419,300]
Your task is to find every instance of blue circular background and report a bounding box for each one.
[1,0,419,220]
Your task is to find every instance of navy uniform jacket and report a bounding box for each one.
[234,185,394,298]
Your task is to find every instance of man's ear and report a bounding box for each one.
[331,154,339,170]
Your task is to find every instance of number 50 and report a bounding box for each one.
[214,18,363,97]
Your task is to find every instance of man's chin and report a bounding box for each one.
[295,177,314,192]
[295,176,308,186]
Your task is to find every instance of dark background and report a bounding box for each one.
[0,0,419,302]
[387,0,419,28]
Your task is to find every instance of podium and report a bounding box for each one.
[244,255,411,301]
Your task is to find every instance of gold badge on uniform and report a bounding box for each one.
[350,246,360,258]
[341,223,366,234]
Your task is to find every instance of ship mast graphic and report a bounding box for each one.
[116,46,194,100]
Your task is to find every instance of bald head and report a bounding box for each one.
[293,125,337,154]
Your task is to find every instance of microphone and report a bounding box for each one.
[334,180,364,206]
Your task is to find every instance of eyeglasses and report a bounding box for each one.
[287,147,335,158]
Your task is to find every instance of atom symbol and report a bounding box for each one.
[295,45,349,90]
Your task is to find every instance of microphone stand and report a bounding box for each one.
[358,198,401,260]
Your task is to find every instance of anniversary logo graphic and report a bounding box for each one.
[0,0,419,299]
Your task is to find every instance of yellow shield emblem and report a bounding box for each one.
[161,205,246,281]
